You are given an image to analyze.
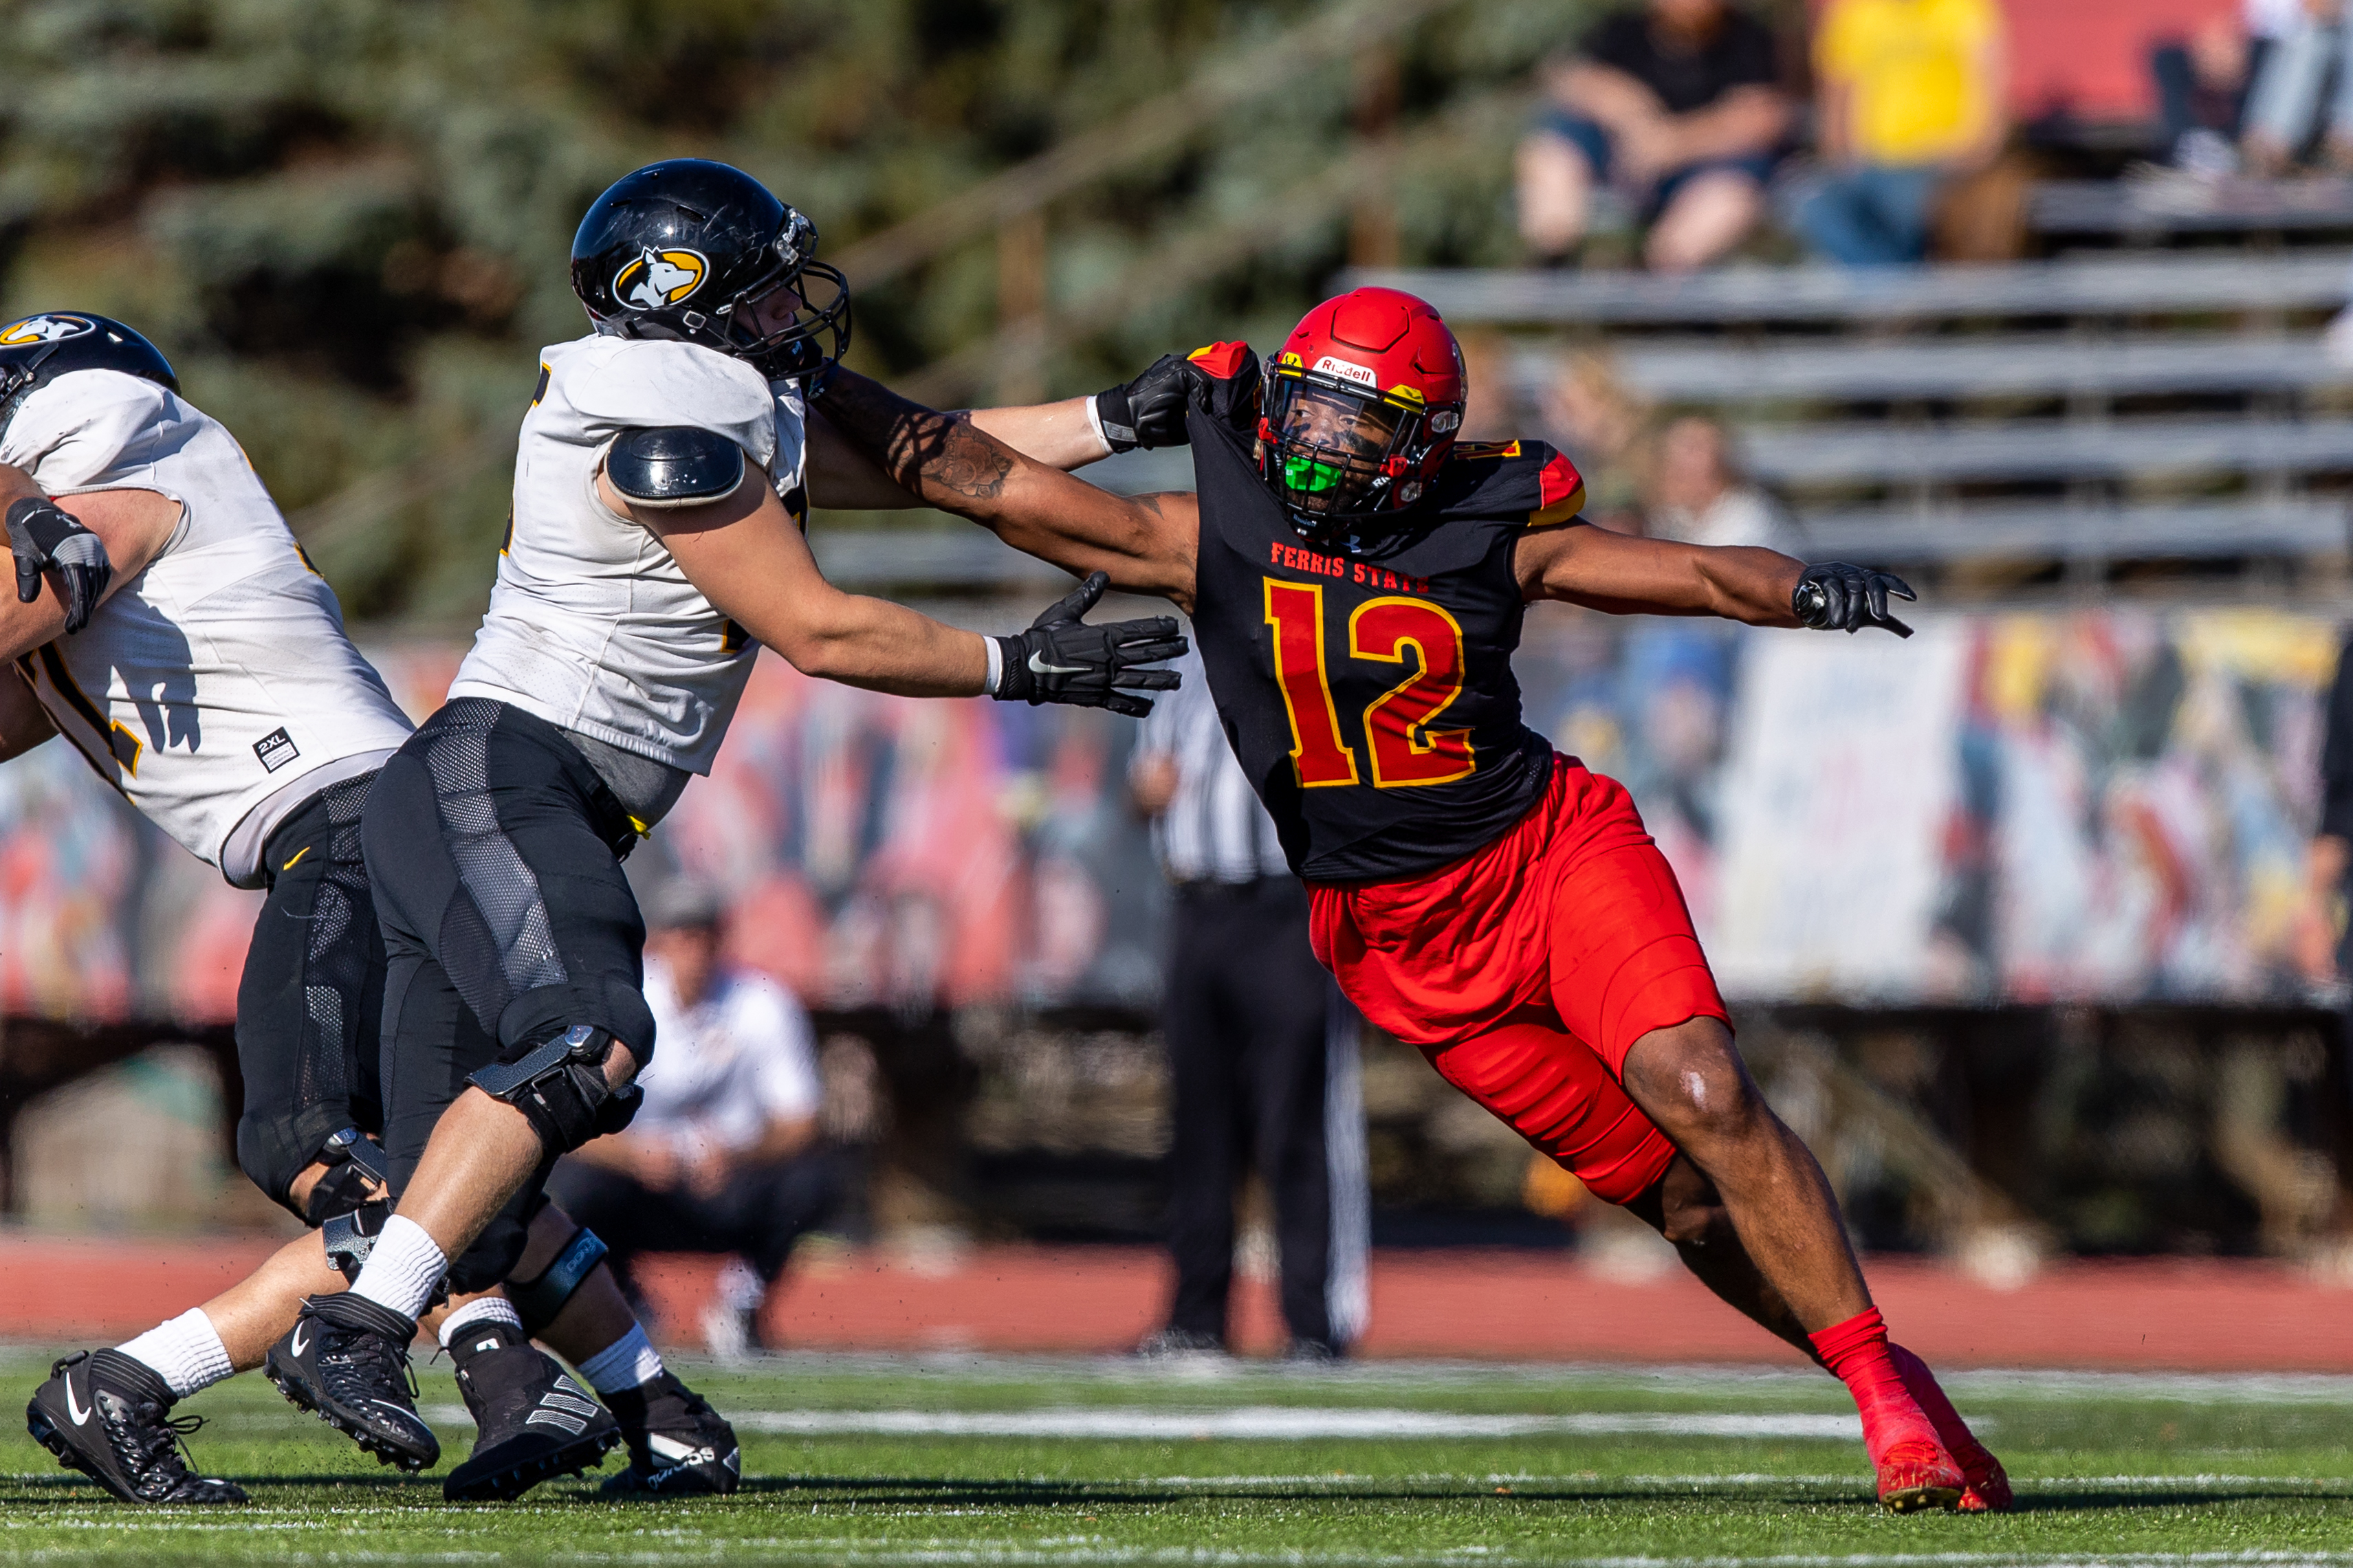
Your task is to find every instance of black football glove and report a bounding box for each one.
[7,495,111,634]
[1792,562,1914,639]
[1091,345,1262,453]
[992,571,1188,718]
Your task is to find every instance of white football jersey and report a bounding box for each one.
[1,368,415,885]
[448,335,807,775]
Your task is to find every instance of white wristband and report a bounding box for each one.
[983,635,1005,696]
[1082,395,1117,460]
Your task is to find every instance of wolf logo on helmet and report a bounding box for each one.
[0,315,96,347]
[613,247,708,310]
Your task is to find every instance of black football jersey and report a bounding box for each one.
[1185,408,1588,883]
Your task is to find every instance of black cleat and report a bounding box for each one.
[26,1349,246,1505]
[600,1371,741,1496]
[442,1322,618,1502]
[265,1293,439,1472]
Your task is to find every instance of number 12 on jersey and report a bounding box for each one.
[1263,578,1475,790]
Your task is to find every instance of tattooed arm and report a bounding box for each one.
[816,368,1201,612]
[805,395,1109,509]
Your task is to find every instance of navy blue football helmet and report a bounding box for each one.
[569,159,851,383]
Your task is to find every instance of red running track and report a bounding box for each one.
[0,1236,2344,1371]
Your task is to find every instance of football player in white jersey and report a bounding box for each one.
[266,159,1190,1468]
[0,316,745,1503]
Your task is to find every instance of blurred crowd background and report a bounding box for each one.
[8,0,2353,1327]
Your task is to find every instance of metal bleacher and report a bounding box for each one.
[1345,250,2353,573]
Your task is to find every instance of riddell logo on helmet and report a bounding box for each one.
[1312,356,1377,387]
[0,314,95,347]
[613,247,709,309]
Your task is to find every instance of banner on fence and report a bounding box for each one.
[0,605,2336,1022]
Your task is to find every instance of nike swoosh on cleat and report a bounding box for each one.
[1028,652,1092,676]
[289,1323,311,1358]
[63,1374,91,1426]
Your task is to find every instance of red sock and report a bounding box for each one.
[1808,1307,1959,1501]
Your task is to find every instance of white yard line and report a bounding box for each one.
[607,1351,2353,1408]
[703,1407,1868,1440]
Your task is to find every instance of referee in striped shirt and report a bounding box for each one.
[1130,648,1368,1361]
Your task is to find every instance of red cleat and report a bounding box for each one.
[1810,1307,1962,1513]
[1872,1433,1967,1513]
[1889,1342,2012,1512]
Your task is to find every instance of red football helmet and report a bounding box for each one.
[1257,287,1467,543]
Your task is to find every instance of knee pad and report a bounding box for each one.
[468,1024,643,1156]
[506,1224,611,1337]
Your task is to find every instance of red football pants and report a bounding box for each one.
[1309,757,1729,1204]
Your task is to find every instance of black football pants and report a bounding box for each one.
[233,771,385,1215]
[1163,876,1353,1349]
[364,697,656,1294]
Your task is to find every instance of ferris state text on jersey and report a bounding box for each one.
[1184,409,1588,886]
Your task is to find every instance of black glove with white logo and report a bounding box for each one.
[7,496,111,634]
[1792,562,1914,639]
[1091,345,1261,453]
[992,571,1188,718]
[1091,355,1193,453]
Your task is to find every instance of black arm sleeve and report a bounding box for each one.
[2321,634,2353,841]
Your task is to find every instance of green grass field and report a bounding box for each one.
[2,1347,2350,1565]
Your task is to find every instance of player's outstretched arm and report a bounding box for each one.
[1514,522,1914,636]
[814,368,1202,612]
[805,392,1140,510]
[604,466,1184,711]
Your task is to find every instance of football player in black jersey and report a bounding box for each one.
[812,286,2006,1515]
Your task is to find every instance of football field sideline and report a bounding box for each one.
[7,1349,2353,1565]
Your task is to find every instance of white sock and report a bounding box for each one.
[577,1324,664,1395]
[116,1308,234,1400]
[437,1294,524,1349]
[350,1215,447,1321]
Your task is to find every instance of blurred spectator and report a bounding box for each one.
[1454,329,1526,443]
[1129,648,1368,1362]
[1795,0,2008,267]
[550,881,837,1357]
[1515,0,1793,272]
[2153,0,2297,176]
[2244,0,2353,175]
[1540,353,1652,532]
[2293,632,2353,983]
[1639,415,1797,553]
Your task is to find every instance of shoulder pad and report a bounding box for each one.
[606,426,747,507]
[1529,448,1587,525]
[1431,439,1586,526]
